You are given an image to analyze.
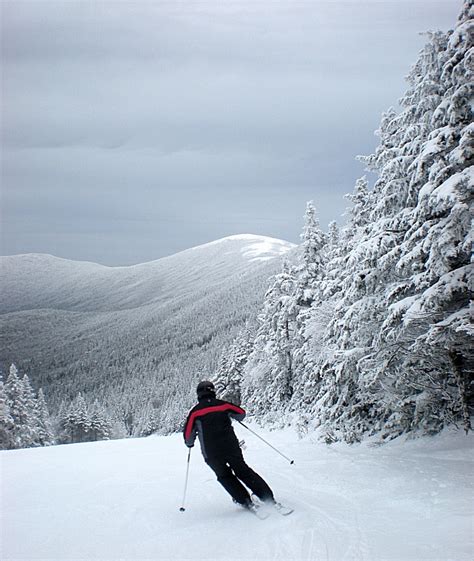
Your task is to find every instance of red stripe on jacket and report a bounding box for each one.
[184,403,245,441]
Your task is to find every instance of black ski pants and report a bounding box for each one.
[205,448,274,505]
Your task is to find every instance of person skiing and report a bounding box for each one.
[183,380,275,511]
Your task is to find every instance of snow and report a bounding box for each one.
[448,20,474,49]
[419,130,449,161]
[0,235,295,313]
[431,168,473,205]
[388,295,418,315]
[190,234,296,262]
[240,238,295,262]
[404,265,471,322]
[2,426,473,561]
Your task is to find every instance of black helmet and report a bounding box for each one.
[196,380,216,399]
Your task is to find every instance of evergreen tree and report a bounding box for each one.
[243,261,299,415]
[0,379,14,449]
[374,2,474,435]
[61,393,91,443]
[345,177,372,229]
[1,365,56,449]
[89,399,112,441]
[240,2,472,443]
[214,323,255,405]
[140,407,161,437]
[327,220,340,249]
[36,389,55,446]
[297,201,327,306]
[4,364,30,448]
[20,374,41,447]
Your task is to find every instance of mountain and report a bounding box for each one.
[0,235,296,434]
[0,234,294,313]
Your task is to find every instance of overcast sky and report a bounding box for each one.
[1,1,461,265]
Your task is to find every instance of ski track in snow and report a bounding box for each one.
[1,426,473,561]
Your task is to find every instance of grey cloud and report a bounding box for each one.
[1,0,461,265]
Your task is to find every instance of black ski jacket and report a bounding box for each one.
[183,396,245,459]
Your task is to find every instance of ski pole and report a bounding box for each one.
[179,447,192,511]
[238,421,294,465]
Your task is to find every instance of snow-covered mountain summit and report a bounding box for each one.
[191,234,294,262]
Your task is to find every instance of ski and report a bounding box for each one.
[234,498,270,519]
[244,502,270,520]
[272,501,294,516]
[250,495,294,517]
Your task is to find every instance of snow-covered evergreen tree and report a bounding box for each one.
[0,378,14,449]
[59,394,113,443]
[214,323,255,404]
[4,365,34,448]
[35,388,55,446]
[140,408,161,437]
[239,2,472,443]
[19,374,40,447]
[242,261,299,416]
[296,201,327,306]
[60,393,91,443]
[242,203,329,422]
[89,399,112,441]
[0,364,55,449]
[373,3,474,436]
[309,4,473,442]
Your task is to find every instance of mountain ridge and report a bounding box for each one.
[1,233,294,268]
[0,234,296,314]
[0,234,296,434]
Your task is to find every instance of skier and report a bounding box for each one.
[183,380,275,511]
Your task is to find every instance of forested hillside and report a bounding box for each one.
[0,235,295,447]
[217,2,473,443]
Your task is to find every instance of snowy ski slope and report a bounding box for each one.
[2,425,473,561]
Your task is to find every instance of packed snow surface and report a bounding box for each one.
[2,426,473,561]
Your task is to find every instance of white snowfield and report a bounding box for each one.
[2,425,473,561]
[0,234,296,313]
